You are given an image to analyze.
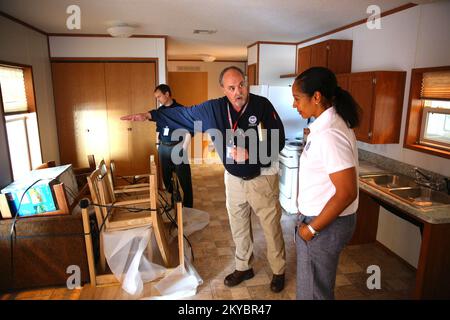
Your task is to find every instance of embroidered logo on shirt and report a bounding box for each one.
[305,141,311,151]
[248,115,257,125]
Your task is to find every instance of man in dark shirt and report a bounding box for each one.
[121,67,286,293]
[123,84,193,208]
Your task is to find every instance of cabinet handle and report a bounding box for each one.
[368,131,372,138]
[127,128,132,131]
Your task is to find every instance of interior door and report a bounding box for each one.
[297,47,312,74]
[349,72,375,142]
[130,63,157,175]
[52,62,110,167]
[168,72,208,158]
[105,62,157,176]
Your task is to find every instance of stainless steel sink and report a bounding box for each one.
[360,173,418,189]
[389,187,450,208]
[360,173,450,209]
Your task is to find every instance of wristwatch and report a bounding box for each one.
[307,224,319,237]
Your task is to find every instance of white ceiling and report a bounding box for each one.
[0,0,419,60]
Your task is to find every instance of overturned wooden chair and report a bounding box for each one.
[108,160,150,190]
[84,161,184,287]
[97,159,149,198]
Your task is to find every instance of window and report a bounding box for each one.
[0,63,41,180]
[404,66,450,159]
[419,100,450,150]
[0,66,28,113]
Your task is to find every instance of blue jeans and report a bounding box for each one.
[295,213,356,300]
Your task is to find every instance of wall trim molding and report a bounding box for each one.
[245,3,418,49]
[168,59,246,63]
[0,10,47,35]
[296,3,418,45]
[48,33,168,39]
[247,41,298,48]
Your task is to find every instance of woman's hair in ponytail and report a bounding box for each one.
[294,67,360,128]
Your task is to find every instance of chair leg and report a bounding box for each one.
[81,207,97,287]
[152,210,171,267]
[176,201,185,269]
[99,235,106,273]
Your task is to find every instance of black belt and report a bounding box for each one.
[241,171,261,181]
[160,141,181,147]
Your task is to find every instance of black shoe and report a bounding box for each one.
[270,274,285,293]
[224,269,255,287]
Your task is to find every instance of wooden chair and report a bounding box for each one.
[87,165,171,272]
[110,160,150,188]
[97,160,149,197]
[83,166,184,288]
[81,196,184,288]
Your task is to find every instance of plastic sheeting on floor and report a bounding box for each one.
[101,207,209,298]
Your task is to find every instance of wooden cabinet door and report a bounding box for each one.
[52,62,110,167]
[336,73,350,91]
[247,63,257,86]
[348,72,375,143]
[105,62,157,176]
[327,40,353,74]
[297,47,312,74]
[310,42,328,68]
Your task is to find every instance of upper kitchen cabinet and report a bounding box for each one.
[297,39,353,75]
[337,71,406,144]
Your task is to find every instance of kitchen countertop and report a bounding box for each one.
[358,160,450,224]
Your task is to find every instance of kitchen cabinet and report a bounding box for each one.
[296,46,312,75]
[296,39,353,75]
[51,61,157,176]
[337,71,406,144]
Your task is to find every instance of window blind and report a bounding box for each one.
[0,66,28,113]
[421,70,450,100]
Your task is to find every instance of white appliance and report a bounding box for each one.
[250,85,307,214]
[250,85,308,139]
[279,138,303,214]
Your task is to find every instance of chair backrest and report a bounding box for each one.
[97,159,116,202]
[86,168,105,230]
[87,154,96,170]
[109,160,117,188]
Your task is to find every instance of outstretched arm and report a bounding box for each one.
[120,112,150,121]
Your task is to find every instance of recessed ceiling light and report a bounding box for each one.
[193,29,217,35]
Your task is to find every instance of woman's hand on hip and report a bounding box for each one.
[298,223,314,241]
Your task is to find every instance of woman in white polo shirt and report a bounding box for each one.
[292,67,360,300]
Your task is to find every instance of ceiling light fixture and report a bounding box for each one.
[107,23,135,38]
[193,29,217,35]
[200,54,216,62]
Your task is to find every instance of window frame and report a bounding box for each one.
[419,106,450,151]
[0,60,41,182]
[0,62,36,115]
[404,66,450,159]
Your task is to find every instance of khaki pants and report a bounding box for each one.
[224,171,286,275]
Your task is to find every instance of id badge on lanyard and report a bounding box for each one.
[226,102,248,158]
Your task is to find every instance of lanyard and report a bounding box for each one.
[227,101,249,132]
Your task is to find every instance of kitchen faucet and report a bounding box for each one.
[414,167,446,192]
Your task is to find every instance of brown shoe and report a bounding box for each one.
[224,269,254,287]
[270,274,285,293]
